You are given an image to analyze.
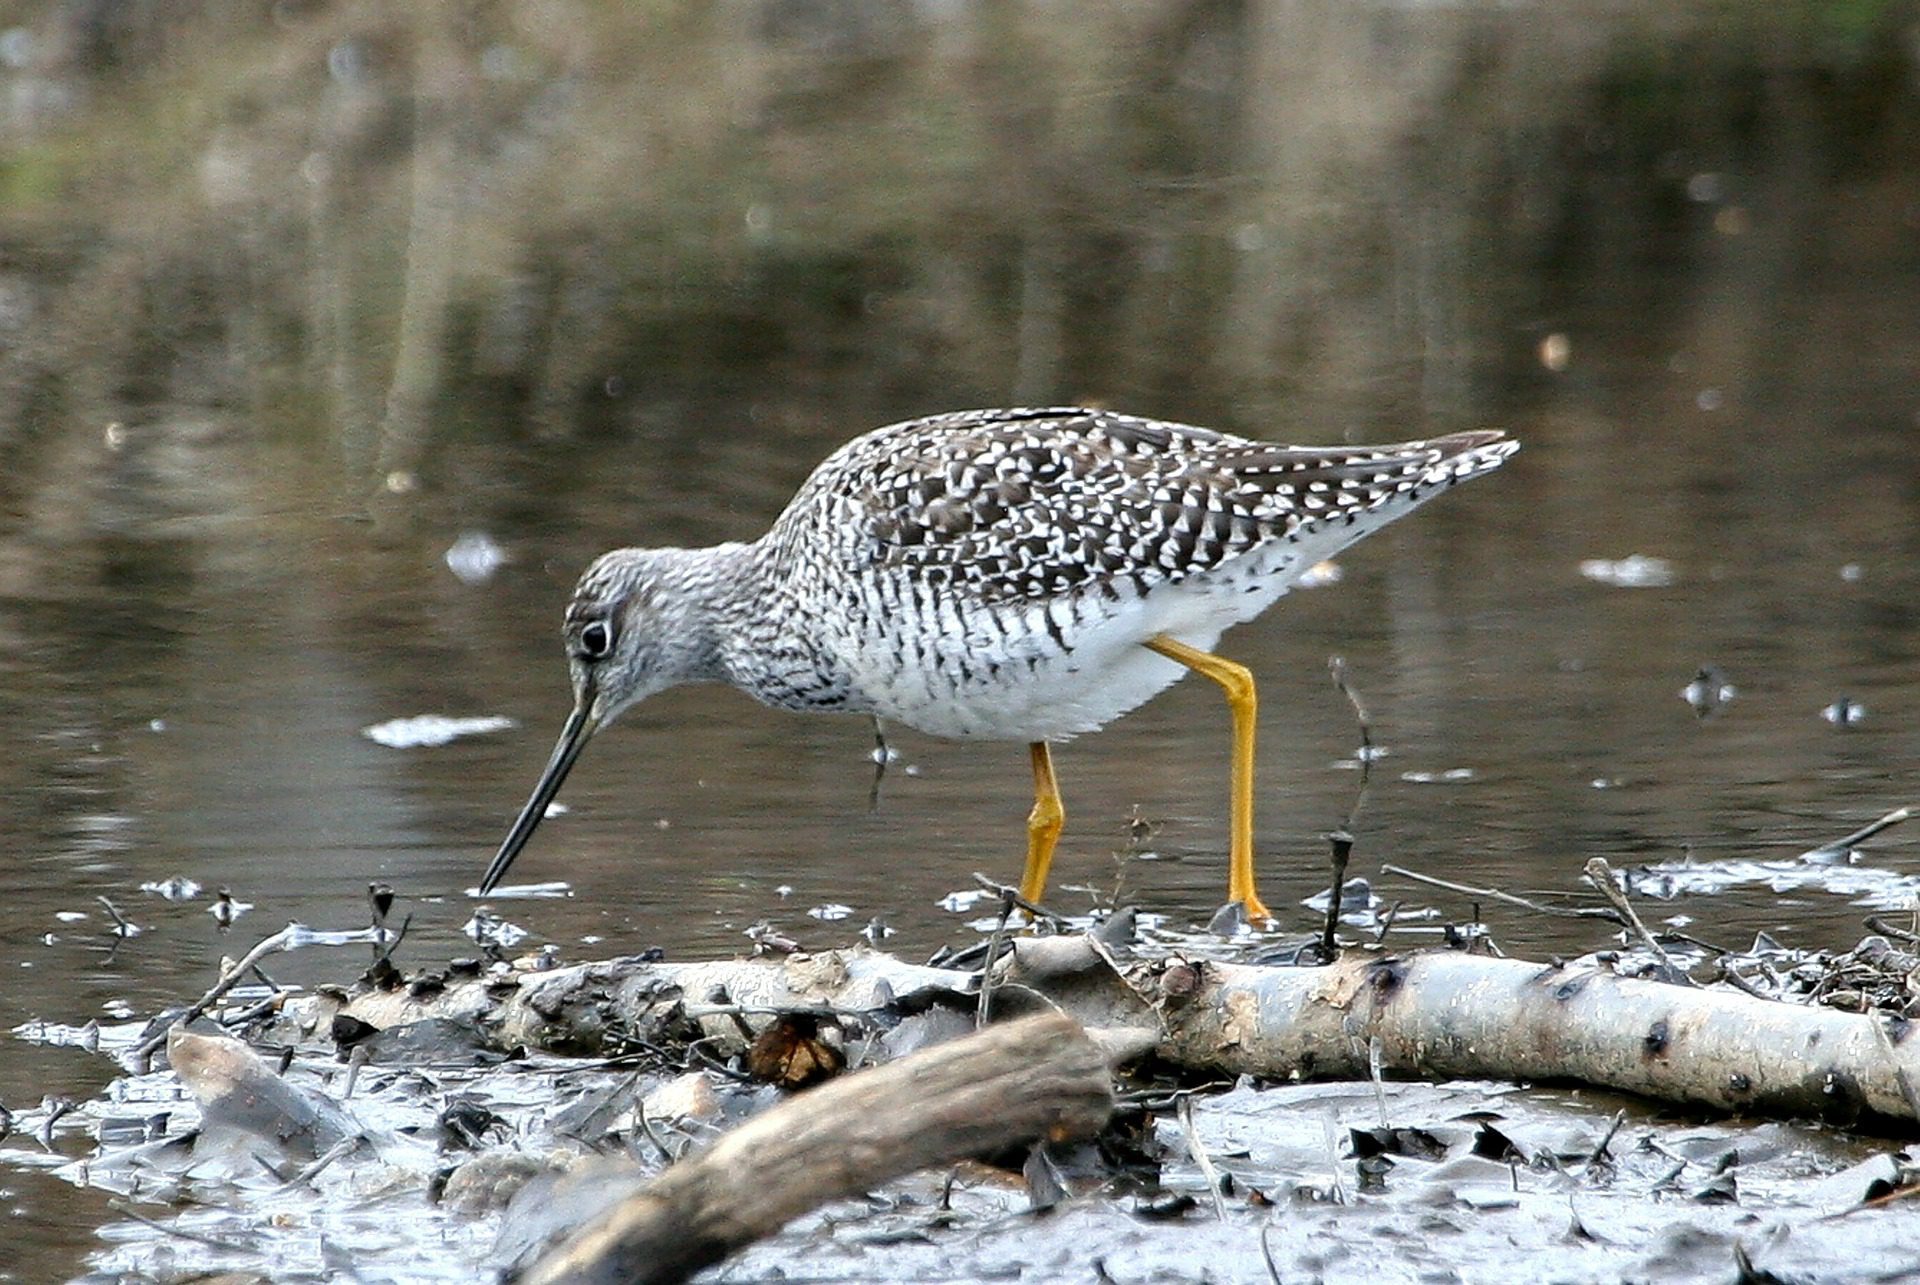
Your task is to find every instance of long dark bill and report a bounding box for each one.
[477,704,598,895]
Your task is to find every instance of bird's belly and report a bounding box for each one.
[846,545,1304,742]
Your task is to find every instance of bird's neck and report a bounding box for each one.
[642,541,766,687]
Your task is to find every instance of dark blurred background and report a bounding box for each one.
[3,3,1919,1276]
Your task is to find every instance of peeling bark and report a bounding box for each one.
[1000,937,1920,1129]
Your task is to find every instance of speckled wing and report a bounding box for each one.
[838,407,1486,603]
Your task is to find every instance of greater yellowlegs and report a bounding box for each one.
[479,407,1516,923]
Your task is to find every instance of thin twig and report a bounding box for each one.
[1328,655,1374,835]
[1366,1035,1388,1127]
[633,1101,675,1164]
[1805,806,1912,858]
[1380,865,1621,922]
[106,1198,250,1251]
[282,1134,366,1189]
[976,890,1018,1030]
[969,872,1074,926]
[867,716,890,812]
[95,895,138,937]
[1320,831,1354,961]
[1584,858,1693,986]
[1582,1109,1627,1171]
[1177,1094,1228,1222]
[1328,655,1373,763]
[1865,915,1920,945]
[131,923,384,1059]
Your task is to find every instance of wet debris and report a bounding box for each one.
[209,886,253,927]
[139,876,202,901]
[444,530,508,584]
[1681,666,1737,718]
[93,895,141,939]
[1822,696,1867,728]
[1304,876,1381,927]
[1578,554,1675,588]
[745,1013,847,1090]
[1622,805,1916,911]
[464,908,529,954]
[17,899,1920,1283]
[361,713,517,748]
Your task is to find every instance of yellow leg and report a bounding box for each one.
[1019,741,1065,905]
[1145,635,1276,925]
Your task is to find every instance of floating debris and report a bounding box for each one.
[463,910,528,951]
[139,876,202,901]
[444,531,508,585]
[209,889,253,926]
[468,880,572,899]
[1799,807,1910,866]
[1822,697,1867,728]
[362,714,517,748]
[1681,667,1737,718]
[1400,768,1475,784]
[807,903,855,921]
[1303,878,1383,926]
[1578,554,1675,588]
[95,897,140,938]
[938,889,994,913]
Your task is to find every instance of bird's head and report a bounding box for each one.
[477,547,729,895]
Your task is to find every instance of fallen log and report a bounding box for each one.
[238,934,1920,1131]
[1000,937,1920,1129]
[511,1010,1113,1285]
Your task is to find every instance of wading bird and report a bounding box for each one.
[478,407,1515,923]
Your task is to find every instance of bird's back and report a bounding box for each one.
[746,407,1513,739]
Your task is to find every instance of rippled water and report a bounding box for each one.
[4,4,1919,1279]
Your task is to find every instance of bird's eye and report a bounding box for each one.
[578,620,613,660]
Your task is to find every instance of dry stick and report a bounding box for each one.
[518,1011,1113,1285]
[1809,805,1912,856]
[1864,915,1920,945]
[1259,1224,1284,1285]
[1582,1109,1628,1171]
[976,891,1019,1029]
[131,923,384,1061]
[1380,865,1622,922]
[866,716,890,812]
[95,895,138,937]
[1320,832,1354,962]
[1583,858,1693,986]
[969,872,1073,926]
[1321,658,1374,958]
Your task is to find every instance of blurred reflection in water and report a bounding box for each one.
[2,2,1918,1276]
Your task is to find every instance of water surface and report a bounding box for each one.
[2,3,1917,1279]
